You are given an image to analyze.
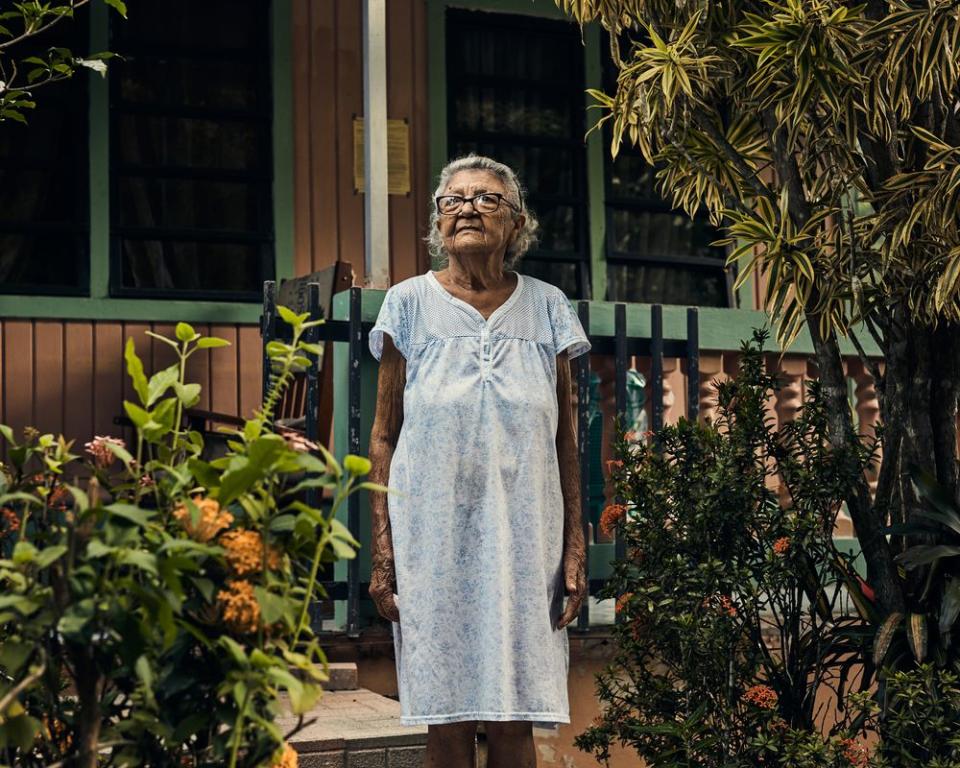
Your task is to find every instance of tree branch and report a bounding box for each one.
[0,1,92,52]
[693,106,779,208]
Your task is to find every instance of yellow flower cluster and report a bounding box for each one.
[173,497,234,543]
[217,580,260,635]
[272,743,298,768]
[220,529,282,576]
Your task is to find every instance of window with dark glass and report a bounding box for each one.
[0,8,90,296]
[601,34,732,307]
[445,9,590,299]
[108,0,274,300]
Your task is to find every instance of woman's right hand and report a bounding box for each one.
[369,552,400,623]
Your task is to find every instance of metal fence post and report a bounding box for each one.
[261,280,277,404]
[576,300,591,630]
[614,304,627,625]
[347,287,362,637]
[650,305,664,451]
[687,308,700,422]
[304,282,322,511]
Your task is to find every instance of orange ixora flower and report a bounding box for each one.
[217,580,260,634]
[838,737,869,768]
[702,593,737,617]
[741,684,778,709]
[773,536,791,555]
[220,529,282,576]
[599,504,627,536]
[48,484,71,510]
[173,497,234,543]
[1,506,20,538]
[272,742,298,768]
[769,716,789,734]
[615,592,633,614]
[605,459,624,473]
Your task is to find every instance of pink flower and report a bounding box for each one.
[278,427,318,453]
[84,435,126,469]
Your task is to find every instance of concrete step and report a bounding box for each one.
[278,687,427,767]
[325,662,360,691]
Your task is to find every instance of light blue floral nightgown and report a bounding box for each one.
[368,269,591,727]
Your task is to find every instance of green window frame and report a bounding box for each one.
[444,8,592,299]
[0,0,294,323]
[428,0,752,307]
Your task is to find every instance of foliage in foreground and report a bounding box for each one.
[0,0,125,123]
[0,309,373,767]
[578,329,960,767]
[556,0,960,679]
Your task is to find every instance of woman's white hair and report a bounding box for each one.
[425,154,539,269]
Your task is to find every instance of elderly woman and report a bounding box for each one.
[366,154,590,768]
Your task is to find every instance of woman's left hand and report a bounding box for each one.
[556,538,587,629]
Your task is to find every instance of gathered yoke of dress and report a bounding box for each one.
[369,270,590,727]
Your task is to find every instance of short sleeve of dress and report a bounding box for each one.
[369,287,409,361]
[551,292,591,359]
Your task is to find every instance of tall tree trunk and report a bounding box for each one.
[807,308,906,615]
[930,321,960,507]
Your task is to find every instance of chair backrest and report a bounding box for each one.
[276,263,352,318]
[261,261,353,438]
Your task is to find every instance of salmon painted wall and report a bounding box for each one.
[0,320,263,452]
[292,0,431,283]
[0,1,430,455]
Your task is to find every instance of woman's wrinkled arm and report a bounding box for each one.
[368,334,406,623]
[555,351,587,630]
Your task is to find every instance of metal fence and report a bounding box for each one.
[262,283,702,636]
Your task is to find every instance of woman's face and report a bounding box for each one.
[435,169,524,264]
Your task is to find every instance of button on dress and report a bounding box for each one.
[368,269,591,727]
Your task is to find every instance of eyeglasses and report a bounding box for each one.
[435,192,521,216]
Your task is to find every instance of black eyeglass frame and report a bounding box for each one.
[435,192,522,216]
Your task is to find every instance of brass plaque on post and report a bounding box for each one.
[353,117,411,196]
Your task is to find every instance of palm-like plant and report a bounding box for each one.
[556,0,960,658]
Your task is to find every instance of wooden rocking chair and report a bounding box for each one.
[183,261,354,457]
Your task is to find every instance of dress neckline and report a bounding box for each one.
[426,269,525,325]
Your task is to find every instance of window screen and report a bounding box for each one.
[601,33,732,307]
[108,0,274,300]
[445,9,590,299]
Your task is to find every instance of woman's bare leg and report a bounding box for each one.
[424,721,478,768]
[484,721,536,768]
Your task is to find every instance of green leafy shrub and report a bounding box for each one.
[0,309,372,767]
[850,664,960,767]
[578,328,880,767]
